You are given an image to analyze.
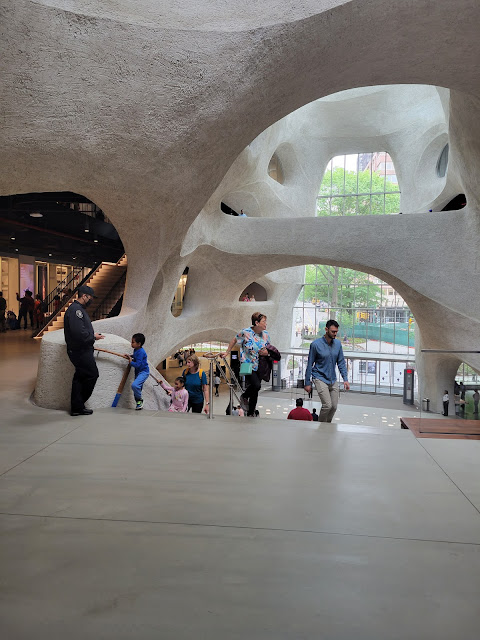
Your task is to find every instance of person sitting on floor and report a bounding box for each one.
[287,398,313,421]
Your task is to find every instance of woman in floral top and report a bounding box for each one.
[222,312,271,417]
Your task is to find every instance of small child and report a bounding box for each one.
[125,333,149,410]
[159,376,189,412]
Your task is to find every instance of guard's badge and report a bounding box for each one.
[76,310,83,319]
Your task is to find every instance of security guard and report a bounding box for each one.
[64,285,104,416]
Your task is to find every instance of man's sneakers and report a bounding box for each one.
[71,408,93,416]
[135,399,144,411]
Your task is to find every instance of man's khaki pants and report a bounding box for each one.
[314,380,339,422]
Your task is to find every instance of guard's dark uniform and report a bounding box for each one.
[64,300,99,413]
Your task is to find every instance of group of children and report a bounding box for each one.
[125,333,189,412]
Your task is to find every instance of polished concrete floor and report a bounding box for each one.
[1,331,480,639]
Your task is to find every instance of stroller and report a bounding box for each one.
[6,310,19,330]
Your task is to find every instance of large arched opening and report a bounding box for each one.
[0,191,125,331]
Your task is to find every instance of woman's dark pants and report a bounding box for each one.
[243,371,262,415]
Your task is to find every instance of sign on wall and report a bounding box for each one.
[20,263,34,296]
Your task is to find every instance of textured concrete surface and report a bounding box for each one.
[1,410,480,639]
[2,331,480,638]
[34,332,170,412]
[3,2,480,412]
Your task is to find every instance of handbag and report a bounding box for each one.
[239,362,253,376]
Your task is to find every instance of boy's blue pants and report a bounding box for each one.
[132,370,149,401]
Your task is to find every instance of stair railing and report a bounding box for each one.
[203,353,245,418]
[43,266,84,315]
[33,262,101,338]
[90,270,127,321]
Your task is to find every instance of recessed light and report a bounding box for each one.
[84,228,89,232]
[93,239,99,243]
[30,212,43,218]
[10,236,15,240]
[15,248,19,252]
[72,256,76,260]
[48,253,52,257]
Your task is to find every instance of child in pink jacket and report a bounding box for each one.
[159,376,189,412]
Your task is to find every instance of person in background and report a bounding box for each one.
[442,390,449,417]
[287,398,313,421]
[53,294,61,314]
[459,381,466,415]
[237,405,245,417]
[231,405,239,416]
[214,373,221,397]
[183,354,209,413]
[61,288,70,304]
[0,291,6,332]
[124,333,149,410]
[473,389,479,415]
[16,290,34,329]
[238,209,247,217]
[33,294,45,329]
[249,294,256,302]
[311,407,319,422]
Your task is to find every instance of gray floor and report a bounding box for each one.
[1,331,480,639]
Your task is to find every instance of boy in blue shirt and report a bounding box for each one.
[125,333,149,410]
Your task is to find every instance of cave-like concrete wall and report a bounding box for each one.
[3,1,480,411]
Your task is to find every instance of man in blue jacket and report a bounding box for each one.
[304,319,350,423]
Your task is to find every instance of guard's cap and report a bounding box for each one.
[77,285,96,297]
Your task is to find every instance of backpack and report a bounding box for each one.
[183,368,204,382]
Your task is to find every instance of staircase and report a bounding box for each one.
[35,255,127,339]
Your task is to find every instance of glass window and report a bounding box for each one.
[317,152,400,217]
[293,264,414,357]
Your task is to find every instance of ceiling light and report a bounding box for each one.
[93,239,99,243]
[84,228,90,232]
[15,248,19,252]
[72,256,76,260]
[10,236,15,240]
[30,212,43,218]
[48,253,52,257]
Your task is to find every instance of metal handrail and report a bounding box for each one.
[203,352,245,418]
[43,265,84,314]
[421,350,480,353]
[33,262,101,338]
[90,270,126,321]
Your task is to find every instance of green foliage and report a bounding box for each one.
[298,165,396,311]
[300,264,381,309]
[316,167,400,216]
